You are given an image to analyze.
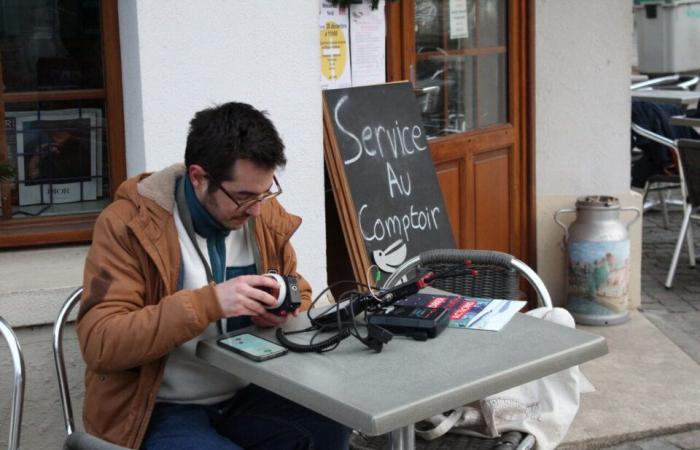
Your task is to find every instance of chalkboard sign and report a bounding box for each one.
[323,82,455,285]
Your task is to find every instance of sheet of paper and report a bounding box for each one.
[397,294,525,331]
[349,0,386,87]
[448,0,469,40]
[464,299,526,331]
[320,2,352,90]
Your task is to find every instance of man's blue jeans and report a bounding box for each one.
[142,384,351,450]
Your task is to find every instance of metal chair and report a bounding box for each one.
[384,249,552,309]
[53,287,129,450]
[351,249,550,450]
[665,139,700,288]
[631,122,684,229]
[0,316,25,450]
[630,74,700,92]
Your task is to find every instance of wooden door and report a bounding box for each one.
[386,0,532,259]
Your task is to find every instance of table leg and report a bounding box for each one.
[389,424,415,450]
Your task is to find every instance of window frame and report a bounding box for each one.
[384,0,535,261]
[0,0,126,249]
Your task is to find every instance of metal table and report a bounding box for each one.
[669,114,700,128]
[197,311,607,450]
[631,90,700,107]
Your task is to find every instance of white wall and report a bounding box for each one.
[119,0,327,292]
[534,0,641,306]
[536,0,631,196]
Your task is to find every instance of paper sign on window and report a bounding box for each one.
[349,0,386,87]
[449,0,469,40]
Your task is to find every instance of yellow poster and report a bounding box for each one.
[320,3,351,89]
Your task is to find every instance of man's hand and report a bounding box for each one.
[214,275,280,318]
[251,307,301,328]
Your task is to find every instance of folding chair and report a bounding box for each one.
[0,316,24,450]
[351,249,551,450]
[665,139,700,288]
[53,287,129,450]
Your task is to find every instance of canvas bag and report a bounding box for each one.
[415,307,585,450]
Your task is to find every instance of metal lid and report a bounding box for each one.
[575,195,620,210]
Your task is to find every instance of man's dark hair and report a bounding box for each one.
[184,102,286,185]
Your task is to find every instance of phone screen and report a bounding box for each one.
[218,333,288,362]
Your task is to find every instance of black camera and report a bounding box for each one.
[262,273,302,315]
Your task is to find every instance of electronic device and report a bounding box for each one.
[218,333,288,362]
[367,305,449,339]
[261,273,302,316]
[311,296,365,326]
[310,274,435,327]
[276,263,476,353]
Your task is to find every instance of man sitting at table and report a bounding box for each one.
[77,102,351,449]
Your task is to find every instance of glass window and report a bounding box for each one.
[0,0,103,92]
[0,0,123,246]
[413,0,509,138]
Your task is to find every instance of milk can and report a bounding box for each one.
[554,196,641,326]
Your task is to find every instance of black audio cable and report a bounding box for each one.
[275,260,476,353]
[275,326,352,353]
[276,281,378,353]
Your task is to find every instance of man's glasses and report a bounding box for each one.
[207,174,282,210]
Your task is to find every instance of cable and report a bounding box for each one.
[308,287,376,329]
[275,260,475,353]
[277,281,374,353]
[275,327,352,353]
[365,264,383,303]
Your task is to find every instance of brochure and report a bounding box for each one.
[395,293,526,331]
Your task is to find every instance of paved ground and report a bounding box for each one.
[598,207,700,450]
[638,208,700,366]
[614,65,700,450]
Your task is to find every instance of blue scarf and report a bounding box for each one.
[184,176,230,283]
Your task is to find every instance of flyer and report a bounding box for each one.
[320,2,352,89]
[396,293,525,331]
[349,0,386,87]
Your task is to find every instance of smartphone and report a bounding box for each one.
[217,333,288,362]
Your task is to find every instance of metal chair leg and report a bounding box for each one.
[659,190,670,229]
[687,218,696,267]
[389,424,415,450]
[665,204,693,288]
[642,182,651,208]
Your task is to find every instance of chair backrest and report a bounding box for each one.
[384,249,552,308]
[631,123,688,195]
[52,287,83,437]
[677,139,700,208]
[52,288,130,450]
[0,316,25,450]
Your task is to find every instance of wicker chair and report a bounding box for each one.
[350,249,551,450]
[0,316,25,450]
[384,249,552,309]
[53,288,130,450]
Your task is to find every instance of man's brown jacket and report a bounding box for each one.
[76,164,311,448]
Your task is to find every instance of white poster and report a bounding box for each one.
[349,0,386,87]
[320,2,352,90]
[449,0,469,40]
[15,109,102,206]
